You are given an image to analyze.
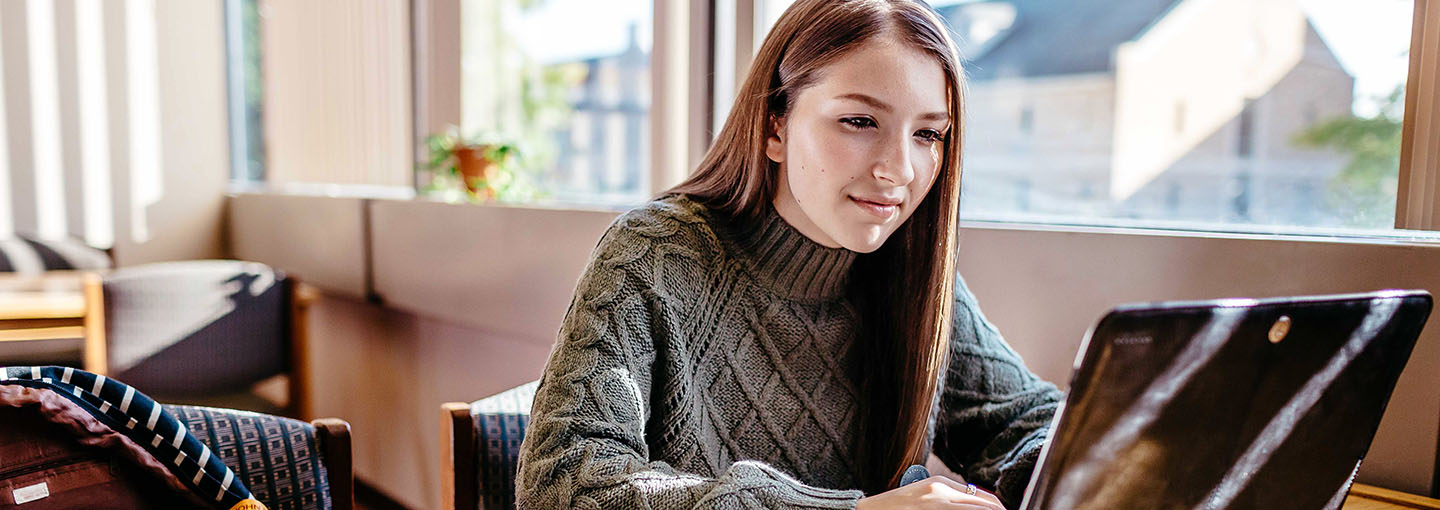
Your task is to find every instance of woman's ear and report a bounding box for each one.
[765,115,787,163]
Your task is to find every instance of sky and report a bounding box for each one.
[512,0,654,64]
[1296,0,1413,117]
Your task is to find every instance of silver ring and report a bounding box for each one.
[965,483,977,496]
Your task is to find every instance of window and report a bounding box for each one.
[224,0,264,184]
[943,0,1416,231]
[459,0,653,206]
[756,0,1423,234]
[1236,99,1256,159]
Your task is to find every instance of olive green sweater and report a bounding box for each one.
[516,194,1061,509]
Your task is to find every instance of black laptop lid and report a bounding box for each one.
[1021,290,1432,510]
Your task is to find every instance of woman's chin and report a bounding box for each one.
[834,227,893,254]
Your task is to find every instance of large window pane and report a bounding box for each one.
[952,0,1414,232]
[760,0,1415,233]
[460,0,652,206]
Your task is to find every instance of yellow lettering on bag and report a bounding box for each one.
[229,498,269,510]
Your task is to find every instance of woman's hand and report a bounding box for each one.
[855,476,1005,510]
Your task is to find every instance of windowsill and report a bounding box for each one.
[227,182,639,214]
[961,214,1440,247]
[229,183,1440,247]
[227,181,417,200]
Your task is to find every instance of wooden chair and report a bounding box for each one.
[171,406,354,510]
[442,381,539,510]
[313,417,356,510]
[82,260,317,419]
[1346,484,1440,509]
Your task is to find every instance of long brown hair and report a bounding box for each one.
[666,0,965,495]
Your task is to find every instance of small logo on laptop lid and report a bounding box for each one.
[1114,333,1152,346]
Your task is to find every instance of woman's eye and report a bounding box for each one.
[840,117,876,129]
[915,129,944,143]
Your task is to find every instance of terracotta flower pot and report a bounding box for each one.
[452,145,499,200]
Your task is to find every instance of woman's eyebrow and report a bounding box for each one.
[834,93,948,122]
[836,93,892,112]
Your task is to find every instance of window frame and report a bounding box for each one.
[414,0,1440,239]
[1396,0,1440,231]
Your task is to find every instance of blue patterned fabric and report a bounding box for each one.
[0,366,258,508]
[103,260,290,397]
[472,381,538,510]
[172,405,332,510]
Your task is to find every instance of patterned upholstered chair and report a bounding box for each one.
[172,405,353,510]
[442,381,538,510]
[85,260,315,418]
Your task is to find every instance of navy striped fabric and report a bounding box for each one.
[172,405,331,510]
[471,381,538,510]
[0,366,258,508]
[0,235,111,273]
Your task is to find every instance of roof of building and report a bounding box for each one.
[938,0,1184,80]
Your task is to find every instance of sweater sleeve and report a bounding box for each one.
[515,217,864,510]
[932,274,1064,509]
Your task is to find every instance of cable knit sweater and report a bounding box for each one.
[516,194,1062,509]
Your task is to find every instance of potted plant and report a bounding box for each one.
[421,129,522,202]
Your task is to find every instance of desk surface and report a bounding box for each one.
[1347,484,1440,509]
[0,271,88,321]
[0,272,89,345]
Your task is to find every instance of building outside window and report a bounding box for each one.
[948,0,1413,231]
[459,0,652,206]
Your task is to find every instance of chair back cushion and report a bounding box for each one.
[0,235,111,273]
[471,381,538,510]
[172,405,332,510]
[104,260,290,395]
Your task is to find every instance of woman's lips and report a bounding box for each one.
[850,196,899,219]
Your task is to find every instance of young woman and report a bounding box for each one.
[516,1,1062,508]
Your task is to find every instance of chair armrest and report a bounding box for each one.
[82,272,107,375]
[313,418,353,510]
[294,283,320,309]
[443,402,478,510]
[289,281,319,419]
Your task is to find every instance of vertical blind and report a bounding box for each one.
[259,0,412,188]
[0,0,161,248]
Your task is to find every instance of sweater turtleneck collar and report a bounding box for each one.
[722,201,858,301]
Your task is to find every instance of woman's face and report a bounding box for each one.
[768,35,950,253]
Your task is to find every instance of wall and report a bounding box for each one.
[117,0,230,265]
[232,192,1440,507]
[956,223,1440,496]
[0,0,229,264]
[304,294,554,510]
[230,193,620,508]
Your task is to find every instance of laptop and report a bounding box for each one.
[1019,290,1433,510]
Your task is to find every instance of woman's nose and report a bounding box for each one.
[873,133,916,186]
